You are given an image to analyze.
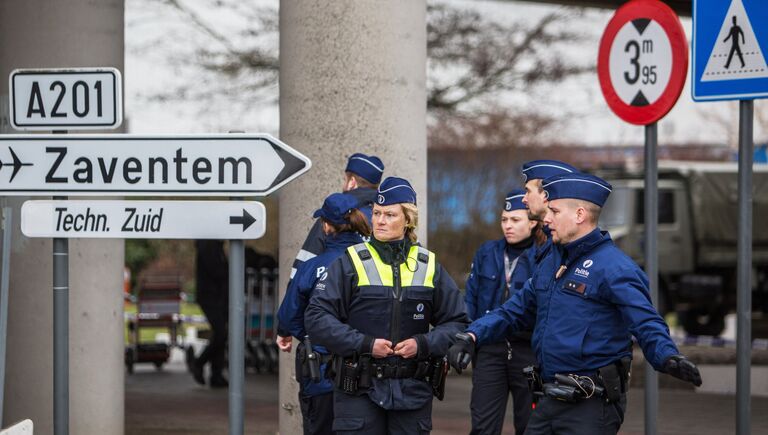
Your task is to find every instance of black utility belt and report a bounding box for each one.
[525,357,631,404]
[541,374,606,403]
[339,357,426,380]
[331,355,450,400]
[371,360,422,379]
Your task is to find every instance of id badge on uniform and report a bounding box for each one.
[563,279,587,296]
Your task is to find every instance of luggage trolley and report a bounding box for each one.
[125,273,183,373]
[245,267,280,373]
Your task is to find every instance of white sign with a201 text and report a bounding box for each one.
[9,68,122,130]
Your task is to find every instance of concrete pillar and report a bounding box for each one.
[0,1,125,434]
[278,1,427,432]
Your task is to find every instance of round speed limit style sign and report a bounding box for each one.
[597,0,688,125]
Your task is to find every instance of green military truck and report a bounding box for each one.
[599,161,768,336]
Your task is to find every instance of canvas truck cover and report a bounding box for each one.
[659,161,768,256]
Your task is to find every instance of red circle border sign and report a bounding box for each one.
[597,0,688,126]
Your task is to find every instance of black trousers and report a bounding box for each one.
[523,394,626,435]
[197,302,227,378]
[332,390,432,434]
[471,341,535,435]
[300,392,334,435]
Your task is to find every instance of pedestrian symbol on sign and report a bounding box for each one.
[723,16,746,69]
[701,0,768,82]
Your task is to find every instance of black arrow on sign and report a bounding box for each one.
[229,209,256,231]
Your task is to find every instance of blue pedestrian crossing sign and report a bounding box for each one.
[693,0,768,101]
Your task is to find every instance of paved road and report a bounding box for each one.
[126,358,768,434]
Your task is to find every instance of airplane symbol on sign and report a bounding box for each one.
[0,147,33,182]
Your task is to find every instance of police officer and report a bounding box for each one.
[305,177,469,434]
[290,153,385,279]
[276,193,372,435]
[520,160,578,251]
[465,189,537,435]
[448,172,702,435]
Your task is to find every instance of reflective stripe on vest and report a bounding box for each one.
[346,243,436,288]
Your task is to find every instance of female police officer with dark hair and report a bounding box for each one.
[276,192,372,435]
[305,176,469,434]
[465,189,537,435]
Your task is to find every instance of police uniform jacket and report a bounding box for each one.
[465,238,535,322]
[277,231,363,397]
[467,228,679,381]
[305,239,469,410]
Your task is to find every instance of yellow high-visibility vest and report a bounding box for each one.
[346,242,436,288]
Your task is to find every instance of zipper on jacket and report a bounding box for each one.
[390,263,402,345]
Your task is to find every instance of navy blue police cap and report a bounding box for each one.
[313,192,360,225]
[521,160,578,182]
[541,173,612,207]
[376,177,417,206]
[504,189,526,212]
[345,153,385,185]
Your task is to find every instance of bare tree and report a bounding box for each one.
[426,4,591,114]
[128,0,591,120]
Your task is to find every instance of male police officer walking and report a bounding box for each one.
[465,190,537,435]
[290,153,384,279]
[448,172,702,435]
[305,177,469,434]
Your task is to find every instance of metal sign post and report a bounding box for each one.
[52,122,69,435]
[53,196,68,435]
[0,207,12,427]
[598,3,688,434]
[693,1,767,431]
[736,100,753,435]
[644,123,659,435]
[229,199,246,435]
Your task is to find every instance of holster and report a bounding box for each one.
[426,356,449,401]
[298,341,331,383]
[331,354,372,394]
[597,357,631,403]
[523,365,544,403]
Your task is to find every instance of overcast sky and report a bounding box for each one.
[124,0,768,147]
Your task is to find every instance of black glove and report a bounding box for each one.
[664,355,702,387]
[447,332,476,374]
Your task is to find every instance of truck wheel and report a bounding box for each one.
[680,306,725,337]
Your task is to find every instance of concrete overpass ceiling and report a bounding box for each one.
[496,1,692,17]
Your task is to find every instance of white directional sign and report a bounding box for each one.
[9,68,122,130]
[21,200,266,239]
[0,134,311,196]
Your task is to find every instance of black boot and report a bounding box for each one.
[209,374,229,388]
[191,358,205,385]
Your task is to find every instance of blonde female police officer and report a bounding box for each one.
[305,176,469,434]
[276,193,372,435]
[465,189,537,435]
[448,172,702,435]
